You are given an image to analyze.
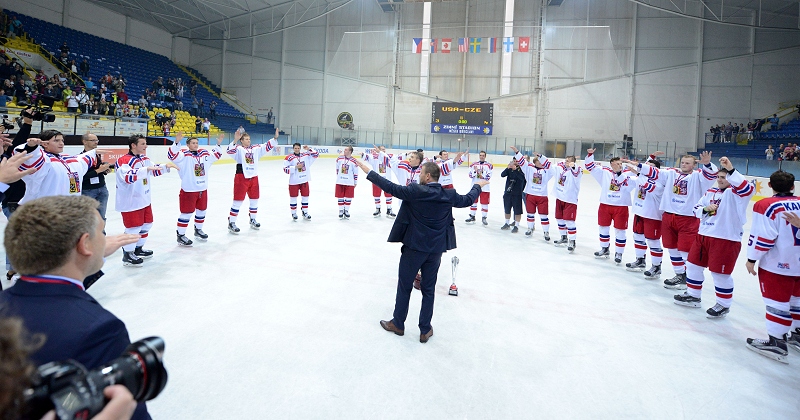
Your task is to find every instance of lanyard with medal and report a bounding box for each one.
[53,153,81,193]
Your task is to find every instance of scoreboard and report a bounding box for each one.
[430,102,493,135]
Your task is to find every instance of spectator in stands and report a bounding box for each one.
[98,96,108,115]
[138,106,148,119]
[118,89,128,104]
[198,98,205,117]
[162,121,171,136]
[195,116,202,133]
[710,125,720,143]
[61,84,72,102]
[0,89,9,108]
[202,118,210,134]
[175,98,183,111]
[724,122,733,142]
[69,59,78,75]
[6,14,21,38]
[84,76,95,92]
[0,58,12,81]
[152,76,163,91]
[79,58,90,78]
[76,88,90,114]
[59,41,70,57]
[85,99,95,115]
[177,84,184,98]
[765,145,774,160]
[66,91,79,113]
[138,95,148,109]
[268,107,274,124]
[192,96,199,116]
[109,91,119,115]
[768,113,779,127]
[209,100,217,119]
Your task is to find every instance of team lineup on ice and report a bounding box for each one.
[3,130,799,418]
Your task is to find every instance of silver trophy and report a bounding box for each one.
[449,256,459,296]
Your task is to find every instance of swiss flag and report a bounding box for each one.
[441,38,452,53]
[518,36,530,52]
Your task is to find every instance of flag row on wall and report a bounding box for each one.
[412,37,531,54]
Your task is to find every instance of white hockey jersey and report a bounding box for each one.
[394,160,421,186]
[554,161,582,204]
[585,153,636,207]
[362,151,393,180]
[16,146,97,203]
[469,161,493,192]
[168,143,223,192]
[437,155,465,187]
[747,195,800,276]
[692,169,754,242]
[335,156,359,186]
[641,163,718,216]
[283,149,319,185]
[226,138,277,179]
[513,152,556,197]
[632,168,665,221]
[114,153,170,212]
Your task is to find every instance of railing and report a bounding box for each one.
[289,125,679,163]
[1,108,148,137]
[725,158,800,179]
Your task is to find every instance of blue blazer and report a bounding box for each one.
[368,171,481,253]
[0,281,151,419]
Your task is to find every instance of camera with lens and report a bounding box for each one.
[1,115,13,131]
[25,337,168,420]
[19,95,57,123]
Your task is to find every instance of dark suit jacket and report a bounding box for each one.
[368,171,481,253]
[0,281,151,419]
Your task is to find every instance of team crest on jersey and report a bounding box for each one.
[143,178,148,186]
[378,163,386,173]
[558,175,566,186]
[245,152,254,164]
[609,179,622,192]
[673,180,688,195]
[341,163,349,174]
[637,186,647,199]
[476,169,485,179]
[708,198,721,216]
[532,173,542,184]
[194,163,205,177]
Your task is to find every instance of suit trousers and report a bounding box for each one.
[393,245,442,334]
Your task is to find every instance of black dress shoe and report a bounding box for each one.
[380,320,404,336]
[420,328,433,343]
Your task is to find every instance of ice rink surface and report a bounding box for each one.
[2,157,798,418]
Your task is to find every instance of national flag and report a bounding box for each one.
[519,36,530,52]
[488,38,497,53]
[458,38,467,52]
[441,38,452,53]
[469,37,481,53]
[503,37,514,53]
[412,38,422,54]
[430,38,436,53]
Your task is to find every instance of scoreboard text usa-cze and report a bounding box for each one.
[430,102,494,135]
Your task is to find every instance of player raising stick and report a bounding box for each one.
[226,128,278,233]
[168,131,224,246]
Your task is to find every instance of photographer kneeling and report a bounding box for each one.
[0,196,152,419]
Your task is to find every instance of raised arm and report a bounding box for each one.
[168,132,185,163]
[584,148,604,184]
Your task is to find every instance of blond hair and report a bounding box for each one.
[4,196,99,275]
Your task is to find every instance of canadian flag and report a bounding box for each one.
[519,36,530,53]
[441,38,452,53]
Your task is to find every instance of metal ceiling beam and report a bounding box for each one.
[626,0,800,30]
[174,0,311,36]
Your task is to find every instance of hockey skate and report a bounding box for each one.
[663,272,687,289]
[525,229,533,236]
[626,257,646,272]
[249,219,261,230]
[553,235,568,247]
[386,209,396,218]
[194,226,209,241]
[339,211,344,220]
[373,209,382,217]
[594,247,610,259]
[567,240,576,253]
[746,335,789,363]
[134,246,153,259]
[501,223,511,230]
[465,215,476,223]
[511,226,519,233]
[673,292,701,307]
[122,251,144,267]
[343,211,350,219]
[614,253,623,265]
[176,231,193,247]
[543,232,550,242]
[482,216,488,226]
[643,264,661,279]
[788,329,800,352]
[292,214,298,221]
[302,211,311,221]
[706,304,730,319]
[228,221,240,234]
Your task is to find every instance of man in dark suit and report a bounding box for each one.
[0,196,148,418]
[355,157,488,343]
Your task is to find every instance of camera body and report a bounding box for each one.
[20,95,57,123]
[1,115,13,130]
[25,337,168,420]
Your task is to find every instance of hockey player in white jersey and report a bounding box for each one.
[673,157,755,318]
[640,151,718,289]
[168,132,224,245]
[621,154,665,278]
[585,149,637,264]
[466,151,493,225]
[744,170,800,363]
[393,151,423,187]
[511,146,556,241]
[335,146,359,219]
[115,134,175,266]
[363,145,396,217]
[283,142,319,220]
[553,156,583,252]
[226,128,277,233]
[436,149,467,190]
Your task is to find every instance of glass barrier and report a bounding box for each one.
[747,159,782,178]
[779,160,800,179]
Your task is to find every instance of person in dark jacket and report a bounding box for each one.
[501,158,526,233]
[355,157,487,343]
[80,133,112,220]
